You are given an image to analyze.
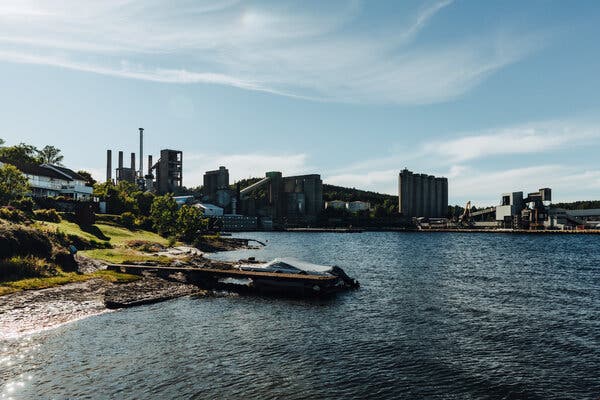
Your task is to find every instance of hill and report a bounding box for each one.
[322,184,397,207]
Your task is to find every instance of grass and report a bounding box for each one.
[0,219,155,295]
[0,269,140,296]
[81,248,173,265]
[36,220,168,247]
[34,220,172,264]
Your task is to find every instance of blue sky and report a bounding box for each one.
[1,0,600,206]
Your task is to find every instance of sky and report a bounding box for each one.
[1,0,600,206]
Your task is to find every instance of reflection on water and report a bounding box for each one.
[1,232,599,399]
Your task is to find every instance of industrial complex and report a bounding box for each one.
[398,168,448,218]
[106,128,183,195]
[65,127,599,231]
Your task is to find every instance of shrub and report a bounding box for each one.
[9,197,35,214]
[0,206,28,223]
[167,236,177,247]
[33,208,61,223]
[120,212,135,230]
[0,256,58,281]
[0,224,54,259]
[134,216,153,231]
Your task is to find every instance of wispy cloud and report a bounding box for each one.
[448,165,600,205]
[0,0,540,104]
[321,118,600,203]
[423,120,600,162]
[184,152,310,187]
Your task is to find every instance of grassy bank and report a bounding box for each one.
[0,269,139,296]
[0,219,165,295]
[36,220,168,247]
[35,220,172,264]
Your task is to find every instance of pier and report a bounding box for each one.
[106,264,348,300]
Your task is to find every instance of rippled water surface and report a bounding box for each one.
[2,232,599,399]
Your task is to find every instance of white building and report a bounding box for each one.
[325,200,347,210]
[0,158,93,200]
[194,203,224,216]
[346,201,371,213]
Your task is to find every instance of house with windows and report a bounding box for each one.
[0,158,93,200]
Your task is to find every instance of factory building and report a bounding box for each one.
[239,171,323,228]
[152,149,183,194]
[203,166,234,212]
[495,188,554,229]
[398,168,447,218]
[105,129,183,194]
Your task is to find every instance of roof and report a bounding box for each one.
[0,157,69,180]
[567,209,600,217]
[41,164,86,181]
[194,203,223,212]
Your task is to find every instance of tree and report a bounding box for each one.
[0,143,39,164]
[134,191,155,216]
[37,145,63,165]
[0,164,29,205]
[77,170,96,187]
[0,138,4,146]
[176,205,207,242]
[150,195,179,236]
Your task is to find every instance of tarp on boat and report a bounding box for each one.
[238,258,334,276]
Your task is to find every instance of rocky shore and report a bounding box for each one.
[0,273,206,340]
[0,238,254,340]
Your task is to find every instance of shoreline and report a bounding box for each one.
[0,237,254,341]
[278,227,600,234]
[0,276,203,340]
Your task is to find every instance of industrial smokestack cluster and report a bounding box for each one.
[106,150,112,182]
[105,127,153,189]
[139,128,144,178]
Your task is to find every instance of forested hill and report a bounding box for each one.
[232,179,397,208]
[552,200,600,210]
[322,184,397,206]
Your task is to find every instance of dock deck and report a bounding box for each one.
[106,263,345,297]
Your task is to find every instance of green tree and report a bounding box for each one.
[134,191,155,216]
[0,164,29,205]
[0,138,4,146]
[77,170,96,187]
[150,194,179,236]
[37,145,63,165]
[0,143,39,164]
[176,205,206,242]
[93,181,138,215]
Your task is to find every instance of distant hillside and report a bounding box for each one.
[231,177,262,191]
[552,200,600,210]
[233,179,397,207]
[322,184,397,206]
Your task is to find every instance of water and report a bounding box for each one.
[2,232,599,399]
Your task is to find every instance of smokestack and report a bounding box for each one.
[147,155,153,176]
[139,128,144,178]
[118,151,123,169]
[106,150,112,182]
[130,152,136,171]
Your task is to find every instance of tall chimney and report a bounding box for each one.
[139,128,144,178]
[118,151,123,169]
[106,150,112,182]
[131,152,136,171]
[147,155,153,176]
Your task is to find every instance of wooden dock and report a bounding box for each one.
[106,264,346,297]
